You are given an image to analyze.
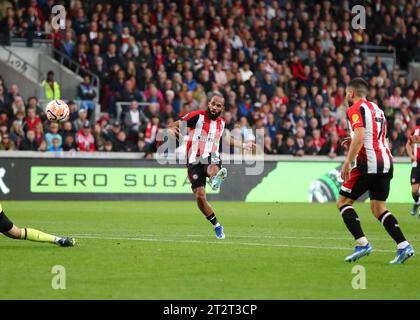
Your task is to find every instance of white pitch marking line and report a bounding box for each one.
[71,233,419,242]
[71,234,395,253]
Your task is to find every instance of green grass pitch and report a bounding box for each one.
[1,201,419,299]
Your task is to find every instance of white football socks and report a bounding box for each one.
[397,241,410,249]
[356,236,369,246]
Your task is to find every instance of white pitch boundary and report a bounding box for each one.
[71,232,419,242]
[71,233,396,253]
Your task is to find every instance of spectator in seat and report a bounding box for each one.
[7,84,20,103]
[62,135,77,151]
[93,123,106,151]
[60,29,75,57]
[38,139,47,152]
[290,52,307,82]
[260,73,275,100]
[0,2,12,20]
[0,123,7,136]
[103,140,113,152]
[74,43,89,70]
[12,96,25,117]
[34,122,44,145]
[304,136,318,155]
[390,86,403,109]
[27,96,45,120]
[24,107,41,132]
[78,75,96,117]
[9,120,24,148]
[67,100,79,122]
[20,129,38,151]
[21,6,42,47]
[104,120,121,145]
[59,121,75,140]
[41,70,61,100]
[311,129,325,153]
[134,135,147,153]
[323,116,338,137]
[145,116,160,153]
[278,136,297,155]
[319,131,344,158]
[73,108,88,131]
[113,131,132,152]
[116,79,142,115]
[160,102,177,126]
[264,136,276,154]
[143,83,165,112]
[223,111,235,132]
[124,100,148,139]
[47,137,63,152]
[336,118,348,139]
[295,127,306,156]
[75,121,96,152]
[0,85,12,117]
[45,122,62,150]
[0,133,15,150]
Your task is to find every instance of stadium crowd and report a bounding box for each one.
[0,0,419,157]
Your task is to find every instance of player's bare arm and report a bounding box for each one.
[406,136,415,162]
[222,130,256,152]
[167,120,181,140]
[341,127,365,181]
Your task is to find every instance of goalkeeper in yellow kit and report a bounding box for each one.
[0,203,75,247]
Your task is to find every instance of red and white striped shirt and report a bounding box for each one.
[145,122,159,144]
[347,100,393,174]
[409,126,420,168]
[181,110,225,164]
[75,130,96,152]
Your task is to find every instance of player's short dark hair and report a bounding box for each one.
[348,78,369,96]
[210,92,224,100]
[209,92,225,104]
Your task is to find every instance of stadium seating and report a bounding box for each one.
[0,0,419,155]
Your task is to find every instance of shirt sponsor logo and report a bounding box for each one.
[352,114,360,125]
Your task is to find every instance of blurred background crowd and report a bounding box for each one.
[0,0,419,157]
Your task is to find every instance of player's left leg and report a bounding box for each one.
[371,200,414,264]
[0,205,75,247]
[370,172,414,264]
[207,164,227,191]
[410,182,420,216]
[193,186,225,239]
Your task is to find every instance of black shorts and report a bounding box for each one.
[187,157,221,190]
[339,168,393,201]
[0,211,13,233]
[410,167,420,185]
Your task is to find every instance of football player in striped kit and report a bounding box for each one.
[406,123,420,216]
[337,78,414,264]
[168,93,254,239]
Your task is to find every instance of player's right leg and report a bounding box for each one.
[208,166,227,191]
[338,169,372,262]
[369,172,414,264]
[409,168,420,216]
[0,205,75,247]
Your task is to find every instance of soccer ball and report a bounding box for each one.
[45,99,70,122]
